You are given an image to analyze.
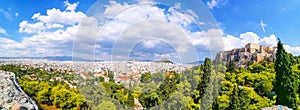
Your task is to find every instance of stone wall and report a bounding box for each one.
[0,71,38,110]
[215,43,276,67]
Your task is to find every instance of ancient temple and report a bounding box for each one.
[215,43,277,67]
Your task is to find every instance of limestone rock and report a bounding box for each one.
[0,71,38,110]
[215,43,276,67]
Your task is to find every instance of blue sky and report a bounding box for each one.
[0,0,299,61]
[205,0,300,46]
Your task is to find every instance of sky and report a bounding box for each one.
[0,0,299,62]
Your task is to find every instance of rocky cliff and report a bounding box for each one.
[0,71,38,110]
[215,43,276,67]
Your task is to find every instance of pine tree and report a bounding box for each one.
[199,58,212,99]
[228,84,239,110]
[274,39,298,109]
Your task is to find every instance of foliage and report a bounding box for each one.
[97,100,117,110]
[274,40,298,109]
[228,84,239,110]
[141,72,152,83]
[3,48,300,110]
[0,65,85,109]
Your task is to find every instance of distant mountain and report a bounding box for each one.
[188,60,204,65]
[156,58,173,64]
[139,60,154,62]
[44,56,105,62]
[127,59,154,62]
[43,56,73,61]
[0,56,103,62]
[45,56,88,61]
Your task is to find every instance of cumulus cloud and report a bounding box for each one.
[240,32,260,44]
[259,34,277,46]
[142,39,162,48]
[35,8,86,25]
[96,2,208,62]
[0,0,88,57]
[0,37,25,57]
[222,32,278,51]
[19,21,45,33]
[64,0,79,11]
[0,0,221,61]
[222,35,244,50]
[284,45,300,56]
[103,1,130,18]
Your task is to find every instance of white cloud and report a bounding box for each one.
[142,39,161,48]
[284,45,300,56]
[206,0,227,9]
[0,27,7,35]
[32,8,86,25]
[19,21,45,34]
[259,34,277,46]
[45,23,64,29]
[167,5,194,28]
[32,13,40,19]
[222,32,278,51]
[207,0,217,9]
[0,37,26,57]
[260,20,267,33]
[15,12,18,17]
[103,1,130,18]
[240,32,260,44]
[223,35,244,50]
[64,0,79,11]
[3,0,90,57]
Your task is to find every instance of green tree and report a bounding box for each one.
[99,76,105,82]
[151,72,165,82]
[197,58,212,102]
[108,72,114,82]
[141,72,152,83]
[162,91,190,110]
[37,82,52,104]
[176,77,191,96]
[248,63,266,73]
[97,100,117,110]
[126,90,135,108]
[53,88,84,109]
[139,91,160,109]
[274,40,298,109]
[228,84,239,110]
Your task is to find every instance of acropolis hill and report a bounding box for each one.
[215,43,277,67]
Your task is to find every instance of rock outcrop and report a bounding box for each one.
[0,71,38,110]
[261,105,292,110]
[215,43,276,67]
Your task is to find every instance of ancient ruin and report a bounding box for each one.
[215,43,277,67]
